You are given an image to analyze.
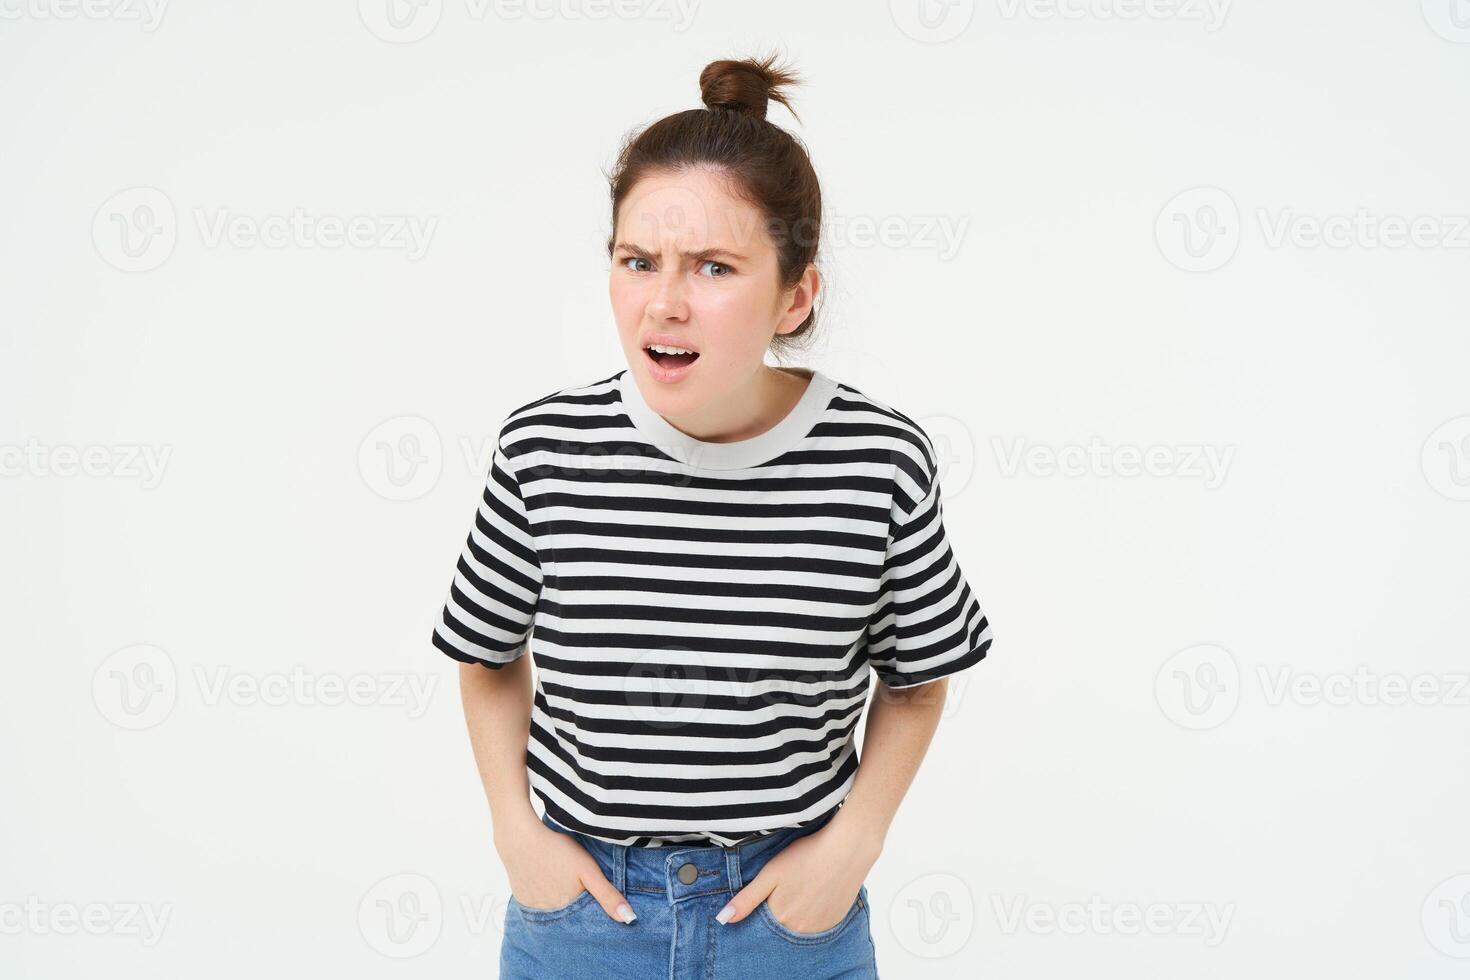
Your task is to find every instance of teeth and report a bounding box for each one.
[646,343,696,355]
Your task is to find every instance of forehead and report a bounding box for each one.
[616,168,771,253]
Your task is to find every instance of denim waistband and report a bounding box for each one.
[540,807,840,906]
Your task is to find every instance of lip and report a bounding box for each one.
[640,333,700,384]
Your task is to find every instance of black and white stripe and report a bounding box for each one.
[433,368,992,848]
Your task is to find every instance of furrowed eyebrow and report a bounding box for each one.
[613,242,748,263]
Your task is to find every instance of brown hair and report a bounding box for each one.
[604,53,824,358]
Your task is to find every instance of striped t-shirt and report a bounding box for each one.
[432,366,993,848]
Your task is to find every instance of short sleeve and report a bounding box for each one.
[866,457,993,690]
[431,431,542,669]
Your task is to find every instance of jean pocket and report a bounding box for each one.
[510,887,594,922]
[757,884,867,945]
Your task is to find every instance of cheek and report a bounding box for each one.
[608,277,645,327]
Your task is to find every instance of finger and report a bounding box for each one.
[715,874,774,925]
[582,867,638,925]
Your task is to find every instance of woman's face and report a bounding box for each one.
[609,167,816,420]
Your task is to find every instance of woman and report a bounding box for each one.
[432,52,994,979]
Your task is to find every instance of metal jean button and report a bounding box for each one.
[676,862,698,885]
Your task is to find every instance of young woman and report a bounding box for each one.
[433,53,994,979]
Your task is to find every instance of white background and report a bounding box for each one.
[3,1,1469,977]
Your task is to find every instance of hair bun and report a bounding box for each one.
[698,54,802,123]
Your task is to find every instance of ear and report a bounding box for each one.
[774,264,820,336]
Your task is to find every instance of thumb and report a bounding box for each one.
[582,867,638,925]
[715,871,775,926]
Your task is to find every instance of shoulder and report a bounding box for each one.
[826,375,940,489]
[494,369,625,458]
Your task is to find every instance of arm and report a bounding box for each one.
[825,675,949,857]
[715,676,950,930]
[458,656,639,924]
[458,657,541,846]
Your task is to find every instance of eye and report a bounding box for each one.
[699,260,732,278]
[621,256,652,273]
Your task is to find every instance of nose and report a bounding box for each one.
[646,268,689,322]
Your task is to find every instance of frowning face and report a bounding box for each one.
[609,166,817,426]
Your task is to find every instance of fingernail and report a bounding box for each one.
[616,902,637,923]
[716,903,734,924]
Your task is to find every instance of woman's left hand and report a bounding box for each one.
[715,820,879,933]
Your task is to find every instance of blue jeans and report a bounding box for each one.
[499,808,880,979]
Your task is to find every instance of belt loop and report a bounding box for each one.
[725,844,743,891]
[614,839,628,894]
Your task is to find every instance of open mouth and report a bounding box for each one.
[644,344,700,369]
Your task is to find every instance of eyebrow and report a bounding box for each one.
[612,242,750,263]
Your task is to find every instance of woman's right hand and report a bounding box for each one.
[496,817,637,924]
